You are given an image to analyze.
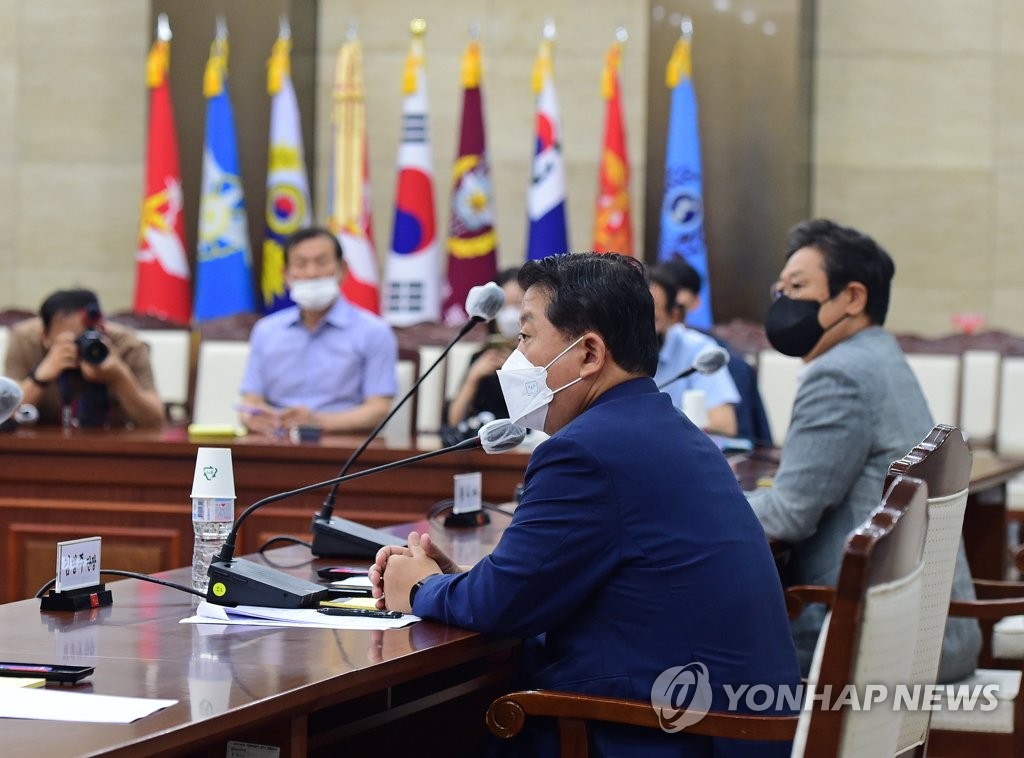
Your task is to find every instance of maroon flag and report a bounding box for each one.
[442,38,498,325]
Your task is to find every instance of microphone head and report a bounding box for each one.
[478,418,527,454]
[693,346,730,375]
[0,377,24,425]
[465,281,505,322]
[14,404,39,425]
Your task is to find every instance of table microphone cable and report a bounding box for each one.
[35,569,205,600]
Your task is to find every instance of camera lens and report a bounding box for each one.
[75,330,109,365]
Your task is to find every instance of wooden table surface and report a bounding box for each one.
[0,520,517,758]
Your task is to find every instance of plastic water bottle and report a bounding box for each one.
[191,497,234,593]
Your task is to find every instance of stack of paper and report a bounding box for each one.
[181,601,418,630]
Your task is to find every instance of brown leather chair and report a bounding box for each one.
[486,476,930,757]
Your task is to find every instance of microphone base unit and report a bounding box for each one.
[205,557,331,608]
[310,515,408,559]
[39,583,113,612]
[443,509,490,528]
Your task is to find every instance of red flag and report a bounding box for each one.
[329,37,381,314]
[133,35,191,324]
[442,39,498,325]
[592,40,633,256]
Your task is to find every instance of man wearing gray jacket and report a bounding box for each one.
[748,218,981,682]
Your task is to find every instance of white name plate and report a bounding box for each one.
[55,536,101,593]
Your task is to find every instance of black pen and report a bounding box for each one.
[317,607,403,619]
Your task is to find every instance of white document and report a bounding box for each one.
[0,687,176,723]
[180,601,418,630]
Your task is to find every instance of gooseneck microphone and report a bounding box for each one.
[657,345,730,390]
[0,377,24,425]
[310,281,506,557]
[210,419,526,608]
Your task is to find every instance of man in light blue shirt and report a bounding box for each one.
[649,270,739,435]
[239,227,397,435]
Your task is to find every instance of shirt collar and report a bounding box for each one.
[286,295,353,331]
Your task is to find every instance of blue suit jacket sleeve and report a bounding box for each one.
[413,434,619,637]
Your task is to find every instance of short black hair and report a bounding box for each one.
[785,219,895,325]
[39,289,101,331]
[518,253,659,376]
[284,226,343,265]
[495,266,521,288]
[646,267,679,317]
[658,258,702,297]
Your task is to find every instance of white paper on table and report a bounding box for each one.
[180,601,418,630]
[330,576,372,588]
[0,687,176,723]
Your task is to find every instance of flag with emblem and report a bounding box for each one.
[382,20,441,326]
[441,35,498,325]
[327,34,381,314]
[592,37,633,256]
[133,18,191,324]
[193,23,256,322]
[261,26,311,313]
[658,23,712,328]
[525,25,569,261]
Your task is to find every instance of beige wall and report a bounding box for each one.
[315,0,649,274]
[812,0,1024,335]
[0,0,148,312]
[5,1,1024,338]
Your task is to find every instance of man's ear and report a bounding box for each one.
[578,333,606,379]
[844,281,869,316]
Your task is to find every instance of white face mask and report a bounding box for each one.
[495,306,521,340]
[496,336,584,431]
[290,276,339,312]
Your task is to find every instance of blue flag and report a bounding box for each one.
[194,34,255,322]
[525,36,569,261]
[658,35,712,329]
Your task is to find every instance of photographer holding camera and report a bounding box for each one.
[4,289,164,429]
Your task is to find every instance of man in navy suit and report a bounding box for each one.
[372,253,799,756]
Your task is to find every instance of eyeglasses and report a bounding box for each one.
[769,281,809,301]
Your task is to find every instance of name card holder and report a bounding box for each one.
[444,472,490,528]
[40,537,113,611]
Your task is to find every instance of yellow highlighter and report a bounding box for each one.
[320,597,380,610]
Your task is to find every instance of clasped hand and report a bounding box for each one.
[369,532,461,614]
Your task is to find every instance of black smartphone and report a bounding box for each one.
[316,566,369,580]
[0,662,94,684]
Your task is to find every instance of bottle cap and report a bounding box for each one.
[191,447,236,499]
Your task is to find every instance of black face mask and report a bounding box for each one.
[765,293,852,358]
[764,295,826,357]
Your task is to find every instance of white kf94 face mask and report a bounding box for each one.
[290,277,339,311]
[496,336,584,431]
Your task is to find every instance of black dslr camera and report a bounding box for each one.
[74,304,109,365]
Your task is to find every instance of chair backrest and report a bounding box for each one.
[445,341,483,402]
[884,425,973,752]
[385,359,416,446]
[416,344,445,434]
[192,340,251,426]
[756,349,802,445]
[136,328,191,409]
[996,357,1024,455]
[0,325,8,373]
[794,476,929,757]
[905,354,961,427]
[960,350,1001,446]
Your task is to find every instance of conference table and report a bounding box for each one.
[0,426,530,604]
[1,427,1022,605]
[1,522,518,758]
